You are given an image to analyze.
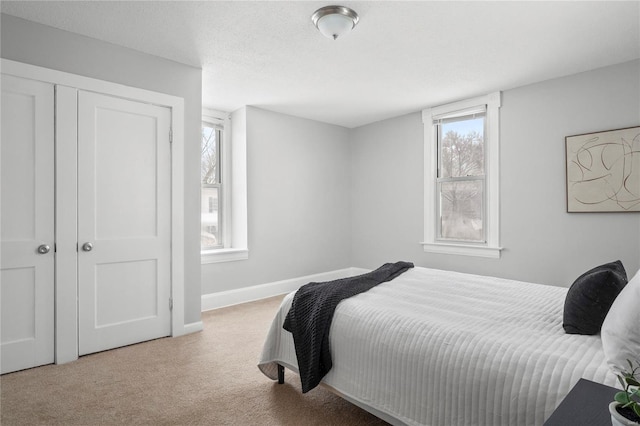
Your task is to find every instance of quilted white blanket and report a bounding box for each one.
[258,267,616,426]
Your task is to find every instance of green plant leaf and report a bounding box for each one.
[634,403,640,418]
[619,375,627,389]
[627,377,640,387]
[615,391,630,404]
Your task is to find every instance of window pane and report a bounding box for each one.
[202,121,222,251]
[439,180,484,242]
[439,116,484,178]
[202,125,219,184]
[201,186,220,249]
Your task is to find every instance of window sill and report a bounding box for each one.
[421,242,502,259]
[201,248,249,264]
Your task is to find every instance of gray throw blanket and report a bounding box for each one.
[282,261,414,393]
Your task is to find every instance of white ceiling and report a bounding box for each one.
[2,1,639,128]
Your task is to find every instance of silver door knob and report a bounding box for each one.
[37,244,50,254]
[82,242,93,252]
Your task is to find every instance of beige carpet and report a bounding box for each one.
[0,295,388,425]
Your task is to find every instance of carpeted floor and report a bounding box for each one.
[0,295,388,425]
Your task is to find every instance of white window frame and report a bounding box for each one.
[201,107,248,264]
[421,92,502,258]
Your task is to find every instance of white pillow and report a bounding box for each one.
[601,268,640,373]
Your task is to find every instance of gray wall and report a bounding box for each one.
[200,107,352,294]
[5,13,636,302]
[1,14,203,324]
[351,60,640,287]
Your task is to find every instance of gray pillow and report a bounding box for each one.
[563,260,627,335]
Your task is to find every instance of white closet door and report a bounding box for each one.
[0,75,55,374]
[77,91,171,355]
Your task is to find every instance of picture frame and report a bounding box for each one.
[566,126,640,212]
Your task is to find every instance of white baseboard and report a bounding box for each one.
[201,267,369,312]
[182,321,204,334]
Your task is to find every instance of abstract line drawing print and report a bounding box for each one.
[566,126,640,212]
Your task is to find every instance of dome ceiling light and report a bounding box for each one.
[311,5,359,40]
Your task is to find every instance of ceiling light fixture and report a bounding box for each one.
[311,5,359,40]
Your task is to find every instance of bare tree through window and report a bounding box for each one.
[438,116,485,241]
[201,123,221,249]
[201,125,218,185]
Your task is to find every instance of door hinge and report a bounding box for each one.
[169,129,173,143]
[169,298,173,311]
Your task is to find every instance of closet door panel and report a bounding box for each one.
[77,91,171,356]
[0,74,55,374]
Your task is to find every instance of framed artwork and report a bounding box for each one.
[566,126,640,212]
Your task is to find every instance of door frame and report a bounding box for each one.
[1,59,186,365]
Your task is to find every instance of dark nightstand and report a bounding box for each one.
[544,378,618,426]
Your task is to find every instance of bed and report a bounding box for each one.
[258,266,621,425]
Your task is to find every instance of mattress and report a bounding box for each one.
[258,267,617,426]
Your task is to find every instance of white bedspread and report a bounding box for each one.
[258,267,616,425]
